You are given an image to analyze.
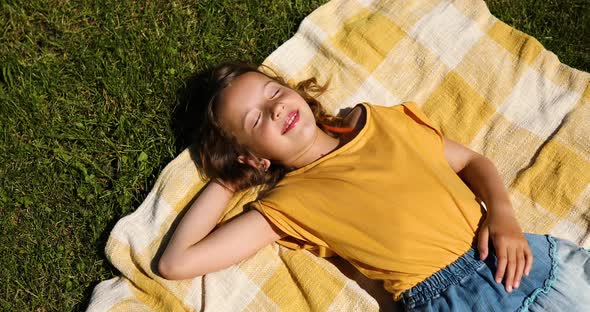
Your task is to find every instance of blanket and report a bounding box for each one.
[88,0,590,311]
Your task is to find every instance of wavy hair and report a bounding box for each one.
[195,60,346,194]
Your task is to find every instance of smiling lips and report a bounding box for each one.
[282,110,299,134]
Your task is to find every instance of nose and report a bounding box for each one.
[272,103,284,120]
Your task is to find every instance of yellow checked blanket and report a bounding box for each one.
[88,0,589,311]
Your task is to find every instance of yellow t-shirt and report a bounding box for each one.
[248,101,485,301]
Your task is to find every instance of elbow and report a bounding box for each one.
[158,255,204,280]
[158,256,179,280]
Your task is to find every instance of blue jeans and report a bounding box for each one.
[400,233,590,311]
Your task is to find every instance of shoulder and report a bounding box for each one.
[342,101,409,127]
[255,183,305,206]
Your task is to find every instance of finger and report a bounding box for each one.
[495,245,507,285]
[513,247,525,289]
[524,246,534,276]
[477,227,490,260]
[504,247,516,293]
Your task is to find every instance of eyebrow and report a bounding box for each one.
[242,80,274,130]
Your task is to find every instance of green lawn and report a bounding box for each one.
[1,0,588,310]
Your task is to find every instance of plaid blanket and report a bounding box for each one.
[88,0,590,310]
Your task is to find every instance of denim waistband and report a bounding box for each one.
[400,234,557,310]
[400,246,484,308]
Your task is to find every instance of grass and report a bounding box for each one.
[486,0,589,71]
[0,0,587,310]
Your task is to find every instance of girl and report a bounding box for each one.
[158,61,590,311]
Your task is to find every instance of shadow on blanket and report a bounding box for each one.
[325,256,403,311]
[153,198,403,312]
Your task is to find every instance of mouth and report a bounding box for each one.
[282,110,299,134]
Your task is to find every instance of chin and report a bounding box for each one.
[297,120,317,138]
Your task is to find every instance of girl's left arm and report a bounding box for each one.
[443,137,533,294]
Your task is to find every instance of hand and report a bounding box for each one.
[477,207,533,293]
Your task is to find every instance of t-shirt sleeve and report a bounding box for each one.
[398,101,444,145]
[246,200,337,258]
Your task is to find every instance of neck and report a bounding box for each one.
[283,128,340,170]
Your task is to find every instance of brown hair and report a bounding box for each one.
[195,60,346,194]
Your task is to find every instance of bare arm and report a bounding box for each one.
[443,137,509,209]
[443,137,532,293]
[158,180,286,280]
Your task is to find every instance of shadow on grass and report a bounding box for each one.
[74,63,222,311]
[74,215,122,312]
[170,63,221,161]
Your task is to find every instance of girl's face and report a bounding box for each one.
[217,71,320,168]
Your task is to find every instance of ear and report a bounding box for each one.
[237,155,271,172]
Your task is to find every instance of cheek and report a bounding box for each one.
[250,128,274,151]
[256,127,286,154]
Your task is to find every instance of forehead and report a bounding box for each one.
[222,71,269,100]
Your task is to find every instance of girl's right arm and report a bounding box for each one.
[158,180,286,280]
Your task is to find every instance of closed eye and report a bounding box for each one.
[253,112,261,128]
[253,89,280,128]
[272,88,279,98]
